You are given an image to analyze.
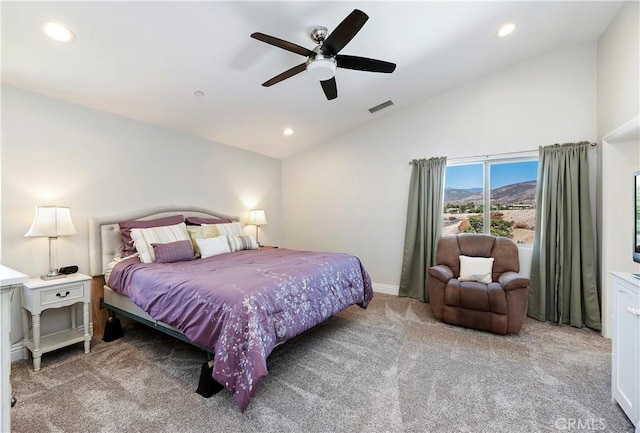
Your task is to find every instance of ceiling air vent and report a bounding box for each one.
[368,100,394,114]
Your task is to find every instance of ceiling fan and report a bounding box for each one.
[250,9,396,101]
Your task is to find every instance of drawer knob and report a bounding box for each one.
[56,291,71,298]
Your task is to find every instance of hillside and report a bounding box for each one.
[445,180,536,205]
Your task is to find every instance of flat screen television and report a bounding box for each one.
[634,170,640,264]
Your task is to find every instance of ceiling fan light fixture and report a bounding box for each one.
[306,57,337,81]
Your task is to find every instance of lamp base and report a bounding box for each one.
[41,271,66,281]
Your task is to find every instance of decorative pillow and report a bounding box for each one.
[185,216,232,226]
[227,235,258,252]
[458,255,494,284]
[213,222,246,237]
[130,222,191,263]
[152,240,196,263]
[196,236,231,259]
[187,225,220,255]
[119,215,184,257]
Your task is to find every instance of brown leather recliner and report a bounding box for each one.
[428,233,529,335]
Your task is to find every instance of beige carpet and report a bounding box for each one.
[11,294,634,433]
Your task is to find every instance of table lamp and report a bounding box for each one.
[25,206,77,280]
[247,210,267,247]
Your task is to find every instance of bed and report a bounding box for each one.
[88,206,373,412]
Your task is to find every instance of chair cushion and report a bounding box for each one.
[443,280,508,315]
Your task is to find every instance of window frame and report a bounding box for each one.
[444,154,538,244]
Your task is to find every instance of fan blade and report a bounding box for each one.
[320,77,337,100]
[322,9,369,55]
[336,55,396,73]
[262,63,307,87]
[251,32,315,57]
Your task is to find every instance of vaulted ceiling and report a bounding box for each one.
[1,1,623,159]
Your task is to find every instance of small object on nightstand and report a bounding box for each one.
[58,265,78,275]
[21,273,92,371]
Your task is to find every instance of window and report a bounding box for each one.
[442,159,538,244]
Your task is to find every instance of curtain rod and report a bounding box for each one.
[409,142,597,164]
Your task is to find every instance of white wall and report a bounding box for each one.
[597,1,640,138]
[282,42,598,291]
[597,0,640,338]
[1,85,281,347]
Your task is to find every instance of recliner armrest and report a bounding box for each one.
[498,271,530,291]
[428,265,454,283]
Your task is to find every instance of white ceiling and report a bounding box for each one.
[1,1,623,159]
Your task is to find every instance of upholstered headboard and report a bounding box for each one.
[88,206,239,276]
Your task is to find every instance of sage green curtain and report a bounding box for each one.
[399,157,447,302]
[528,142,601,330]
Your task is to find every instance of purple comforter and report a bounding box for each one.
[108,248,373,412]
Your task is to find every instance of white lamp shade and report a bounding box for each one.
[247,210,267,226]
[25,206,77,237]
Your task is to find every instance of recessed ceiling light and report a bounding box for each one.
[193,91,205,97]
[283,128,294,136]
[43,22,76,43]
[496,23,516,38]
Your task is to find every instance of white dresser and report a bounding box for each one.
[611,272,640,433]
[0,265,28,433]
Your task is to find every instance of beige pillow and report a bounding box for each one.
[187,225,220,255]
[458,255,494,284]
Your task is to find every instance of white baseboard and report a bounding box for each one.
[372,282,399,296]
[11,341,24,363]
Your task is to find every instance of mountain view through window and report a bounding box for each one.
[442,160,538,244]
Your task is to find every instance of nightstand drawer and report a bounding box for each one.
[40,283,85,306]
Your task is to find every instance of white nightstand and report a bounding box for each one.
[21,273,92,371]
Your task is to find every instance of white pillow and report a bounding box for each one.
[130,222,191,264]
[196,236,231,259]
[187,225,220,256]
[458,255,494,284]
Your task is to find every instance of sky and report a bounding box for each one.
[445,161,539,190]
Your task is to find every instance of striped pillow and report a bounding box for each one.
[196,236,231,258]
[152,240,196,263]
[130,222,191,263]
[227,235,258,252]
[119,215,184,257]
[213,222,246,237]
